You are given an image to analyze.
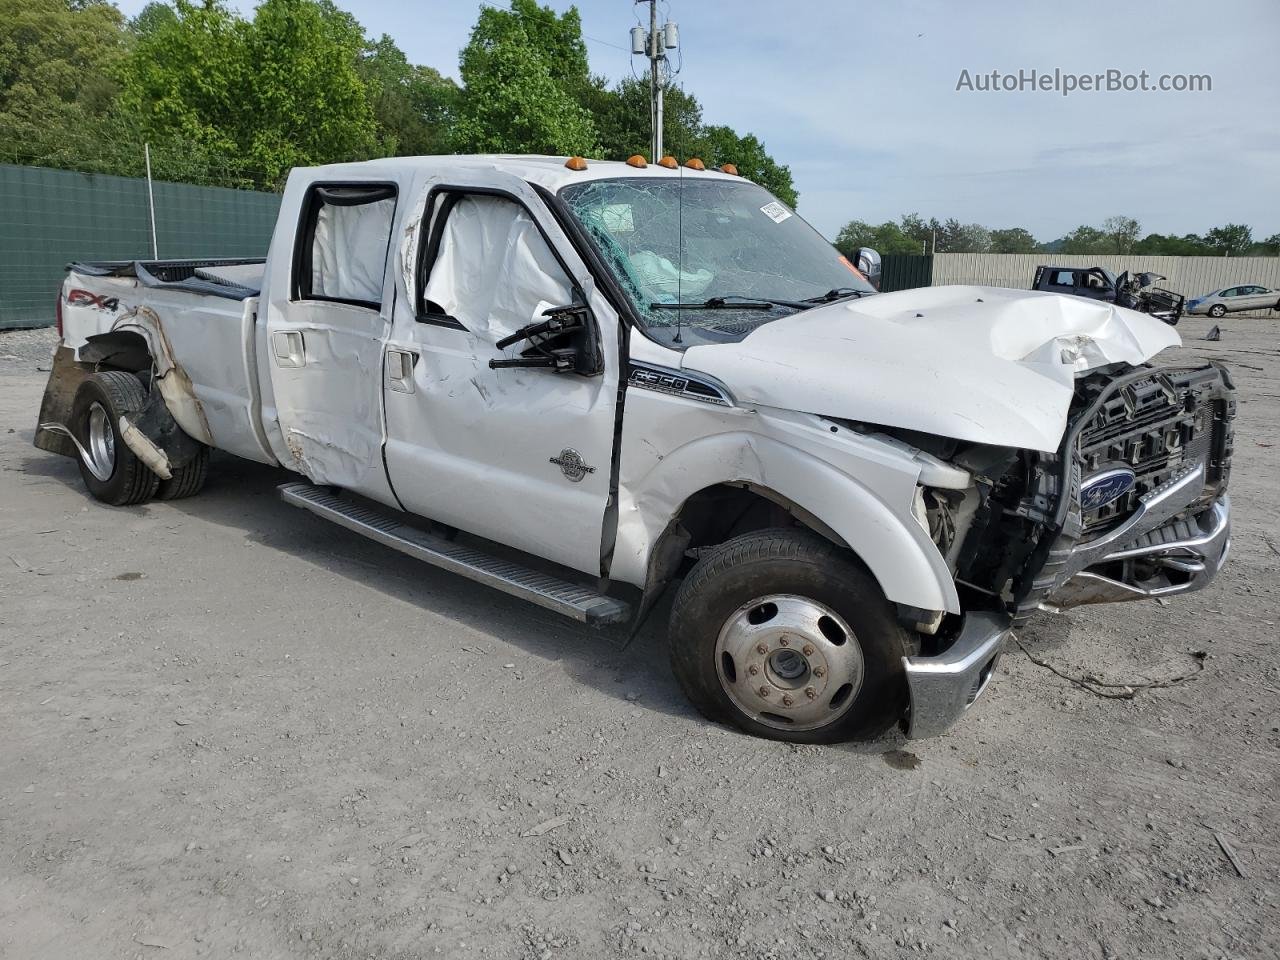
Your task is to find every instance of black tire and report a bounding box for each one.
[668,529,910,744]
[155,445,210,500]
[71,371,160,507]
[1208,304,1226,318]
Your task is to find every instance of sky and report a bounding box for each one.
[115,0,1280,242]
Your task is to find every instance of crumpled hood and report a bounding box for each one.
[682,285,1180,452]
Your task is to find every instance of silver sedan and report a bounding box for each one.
[1186,284,1280,317]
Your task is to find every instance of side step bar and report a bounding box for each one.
[278,482,631,625]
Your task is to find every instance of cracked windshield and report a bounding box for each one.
[560,177,876,347]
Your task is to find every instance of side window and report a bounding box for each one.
[418,193,574,342]
[295,184,397,308]
[1050,270,1076,287]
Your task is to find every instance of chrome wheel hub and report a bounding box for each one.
[84,401,116,482]
[714,594,864,731]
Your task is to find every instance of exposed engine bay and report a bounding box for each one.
[895,362,1235,631]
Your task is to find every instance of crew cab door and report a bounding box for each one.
[382,171,620,576]
[262,176,400,505]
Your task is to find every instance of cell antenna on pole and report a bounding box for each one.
[632,1,679,162]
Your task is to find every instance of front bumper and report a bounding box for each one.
[902,611,1009,739]
[1045,483,1230,610]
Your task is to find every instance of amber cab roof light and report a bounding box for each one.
[684,157,706,170]
[657,155,678,169]
[720,163,739,175]
[564,156,588,171]
[625,154,648,168]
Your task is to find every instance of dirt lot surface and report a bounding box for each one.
[2,317,1277,960]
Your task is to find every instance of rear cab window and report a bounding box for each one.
[293,183,398,309]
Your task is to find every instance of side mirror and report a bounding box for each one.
[854,247,882,291]
[489,303,603,376]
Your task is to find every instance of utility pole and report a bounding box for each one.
[631,2,678,160]
[144,142,158,259]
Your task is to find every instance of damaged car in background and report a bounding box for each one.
[33,154,1234,743]
[1033,264,1187,325]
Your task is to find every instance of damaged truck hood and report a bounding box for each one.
[681,285,1180,452]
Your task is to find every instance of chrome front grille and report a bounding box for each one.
[1077,367,1232,538]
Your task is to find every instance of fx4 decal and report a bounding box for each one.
[67,289,120,312]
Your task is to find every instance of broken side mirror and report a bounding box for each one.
[489,303,603,375]
[854,247,882,291]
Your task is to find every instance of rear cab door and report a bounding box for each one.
[260,168,404,506]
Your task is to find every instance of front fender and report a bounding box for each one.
[611,431,960,615]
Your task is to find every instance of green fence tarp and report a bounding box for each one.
[879,254,934,293]
[0,164,280,329]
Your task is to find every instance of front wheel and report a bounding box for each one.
[668,529,910,743]
[1208,304,1227,318]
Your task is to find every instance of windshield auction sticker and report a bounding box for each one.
[759,201,793,224]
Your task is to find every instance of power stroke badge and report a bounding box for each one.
[550,448,596,482]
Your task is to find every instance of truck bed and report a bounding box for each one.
[57,256,276,467]
[70,257,266,301]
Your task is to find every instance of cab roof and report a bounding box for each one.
[292,154,743,193]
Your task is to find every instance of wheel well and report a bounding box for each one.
[80,331,153,373]
[676,482,847,554]
[632,482,852,623]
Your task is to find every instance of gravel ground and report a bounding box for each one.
[1,317,1277,960]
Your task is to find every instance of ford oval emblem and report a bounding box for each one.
[1080,468,1137,510]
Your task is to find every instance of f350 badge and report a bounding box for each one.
[550,448,596,483]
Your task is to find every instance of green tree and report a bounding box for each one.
[359,34,458,155]
[117,0,381,184]
[242,0,378,176]
[834,220,923,256]
[588,78,797,204]
[1133,232,1212,256]
[454,0,598,155]
[937,218,990,253]
[1253,233,1280,256]
[694,125,796,207]
[989,227,1039,253]
[0,0,126,130]
[1059,225,1110,255]
[591,76,702,161]
[129,1,178,37]
[1204,223,1252,257]
[1102,215,1141,254]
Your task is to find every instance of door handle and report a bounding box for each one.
[386,348,417,394]
[272,330,305,368]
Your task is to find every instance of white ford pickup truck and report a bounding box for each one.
[34,155,1234,742]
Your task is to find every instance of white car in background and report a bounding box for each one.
[1186,284,1280,317]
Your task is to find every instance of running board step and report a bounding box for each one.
[278,482,631,625]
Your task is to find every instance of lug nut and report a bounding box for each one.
[748,664,760,676]
[813,666,826,678]
[758,686,770,698]
[805,686,817,700]
[781,695,794,706]
[779,636,790,647]
[802,644,815,657]
[756,643,768,655]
